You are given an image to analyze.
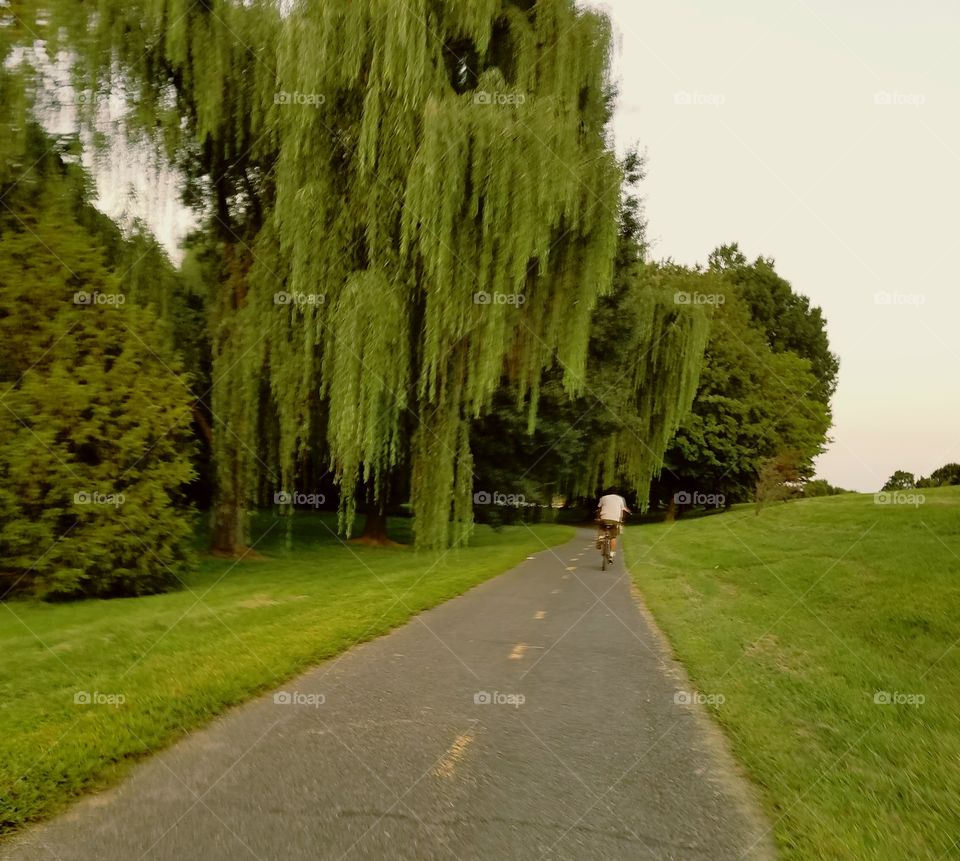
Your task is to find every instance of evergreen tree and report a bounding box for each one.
[0,143,195,599]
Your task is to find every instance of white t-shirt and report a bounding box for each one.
[598,494,628,522]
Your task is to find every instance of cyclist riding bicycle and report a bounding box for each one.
[595,488,631,559]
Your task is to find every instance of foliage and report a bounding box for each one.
[653,283,831,510]
[754,451,803,513]
[916,463,960,488]
[470,376,594,512]
[25,0,623,551]
[471,149,709,513]
[7,3,838,548]
[802,479,851,497]
[0,134,195,600]
[708,243,838,403]
[574,262,709,505]
[470,266,710,516]
[881,470,916,491]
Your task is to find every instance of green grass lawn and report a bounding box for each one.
[625,488,960,860]
[0,514,573,836]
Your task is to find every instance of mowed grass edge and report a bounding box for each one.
[625,489,960,860]
[0,516,574,837]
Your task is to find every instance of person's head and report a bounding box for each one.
[602,487,619,497]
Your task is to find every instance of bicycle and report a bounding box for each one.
[598,522,617,570]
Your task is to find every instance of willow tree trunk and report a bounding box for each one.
[211,450,248,555]
[353,478,402,546]
[208,240,256,556]
[663,497,677,523]
[360,509,389,543]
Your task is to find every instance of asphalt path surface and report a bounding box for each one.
[1,528,775,860]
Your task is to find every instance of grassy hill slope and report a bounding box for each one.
[626,489,960,860]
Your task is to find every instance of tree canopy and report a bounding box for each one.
[25,0,625,550]
[917,464,960,488]
[652,255,833,512]
[1,1,842,584]
[470,150,708,514]
[881,470,916,492]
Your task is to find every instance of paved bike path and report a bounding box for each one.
[1,529,775,860]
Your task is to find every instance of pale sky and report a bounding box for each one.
[587,0,960,492]
[75,2,960,493]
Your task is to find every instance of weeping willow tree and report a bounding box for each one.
[266,1,621,548]
[572,263,711,505]
[23,0,621,550]
[568,145,710,506]
[469,150,711,514]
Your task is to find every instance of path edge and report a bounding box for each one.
[625,573,779,860]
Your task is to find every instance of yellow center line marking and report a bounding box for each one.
[432,729,476,778]
[509,642,528,660]
[566,566,576,571]
[534,610,546,620]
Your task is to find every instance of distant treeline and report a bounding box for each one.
[882,465,960,492]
